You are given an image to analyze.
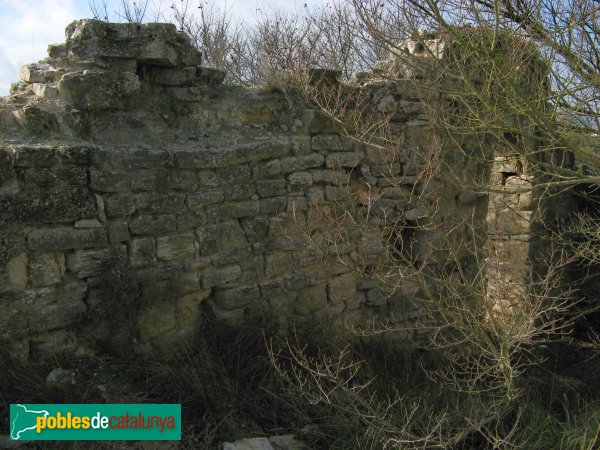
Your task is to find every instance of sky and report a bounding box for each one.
[0,0,326,96]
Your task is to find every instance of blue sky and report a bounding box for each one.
[0,0,326,96]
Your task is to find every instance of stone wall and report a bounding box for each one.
[0,20,498,358]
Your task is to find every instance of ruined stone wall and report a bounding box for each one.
[0,20,495,358]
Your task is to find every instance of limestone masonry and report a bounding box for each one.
[0,20,540,358]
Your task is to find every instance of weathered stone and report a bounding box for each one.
[156,233,196,261]
[135,192,185,214]
[129,238,156,267]
[104,193,136,217]
[130,214,176,236]
[195,221,246,255]
[224,182,256,201]
[240,217,269,242]
[327,273,357,304]
[32,83,59,98]
[256,180,286,197]
[74,219,103,228]
[266,253,295,277]
[89,169,131,192]
[0,189,96,224]
[13,145,57,167]
[202,265,241,288]
[6,254,28,292]
[310,170,348,185]
[280,154,324,173]
[211,246,251,266]
[218,165,252,185]
[260,197,287,214]
[285,171,312,191]
[138,40,178,66]
[19,63,58,83]
[253,159,281,179]
[28,228,107,251]
[206,201,260,220]
[29,253,64,287]
[26,281,88,333]
[186,188,222,211]
[108,222,130,243]
[312,134,354,152]
[214,285,260,310]
[66,246,126,278]
[59,70,140,110]
[325,152,361,168]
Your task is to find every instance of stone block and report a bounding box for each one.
[13,145,57,167]
[22,167,87,189]
[4,254,28,292]
[195,220,246,255]
[493,209,533,235]
[19,63,58,83]
[166,170,197,190]
[66,246,127,278]
[74,219,103,228]
[325,152,361,169]
[214,285,260,310]
[310,170,348,185]
[28,228,107,251]
[57,145,97,165]
[108,222,130,243]
[327,273,357,304]
[197,170,218,187]
[89,169,131,192]
[176,212,207,231]
[260,197,287,214]
[266,253,295,277]
[217,165,252,185]
[256,179,286,197]
[206,201,260,220]
[138,40,178,66]
[130,214,177,236]
[26,281,88,333]
[240,217,269,242]
[201,265,241,288]
[287,172,313,190]
[224,182,256,201]
[187,189,224,209]
[32,83,58,98]
[312,134,354,152]
[211,246,251,266]
[156,233,196,262]
[29,253,64,287]
[129,238,156,267]
[135,192,185,214]
[280,153,324,173]
[104,193,136,217]
[0,189,97,224]
[59,70,140,110]
[253,159,281,179]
